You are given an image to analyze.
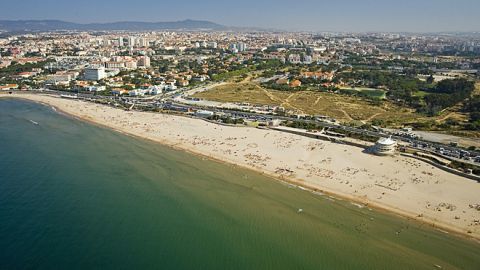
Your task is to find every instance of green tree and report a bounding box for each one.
[426,75,434,84]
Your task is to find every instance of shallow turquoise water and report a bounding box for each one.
[0,98,479,269]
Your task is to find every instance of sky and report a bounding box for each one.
[1,0,479,32]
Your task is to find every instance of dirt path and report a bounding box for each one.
[280,92,297,108]
[366,112,383,121]
[280,92,305,114]
[240,75,252,83]
[256,85,283,104]
[437,111,456,122]
[256,86,305,114]
[335,108,353,121]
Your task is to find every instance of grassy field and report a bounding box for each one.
[192,80,480,140]
[412,90,430,98]
[193,82,422,125]
[338,87,387,99]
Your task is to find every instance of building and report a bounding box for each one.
[237,42,247,52]
[195,110,214,118]
[0,60,12,68]
[85,85,106,92]
[373,137,397,155]
[301,71,334,81]
[303,55,313,64]
[288,54,302,64]
[289,80,302,88]
[177,79,189,86]
[137,56,151,68]
[268,119,282,127]
[111,88,128,95]
[128,36,136,47]
[0,84,19,90]
[128,89,146,97]
[46,72,76,84]
[138,38,149,47]
[192,75,208,82]
[229,43,238,53]
[124,60,137,70]
[148,85,163,95]
[164,84,177,91]
[105,61,125,69]
[208,42,218,49]
[84,66,106,81]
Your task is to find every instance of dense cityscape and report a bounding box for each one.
[1,1,480,268]
[1,28,480,169]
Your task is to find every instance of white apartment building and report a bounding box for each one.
[105,61,125,69]
[128,37,136,47]
[288,54,302,64]
[84,66,106,81]
[237,42,247,52]
[208,42,218,49]
[138,38,149,47]
[303,55,313,64]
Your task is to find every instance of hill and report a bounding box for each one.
[0,19,226,32]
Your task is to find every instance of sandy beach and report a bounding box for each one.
[4,93,480,240]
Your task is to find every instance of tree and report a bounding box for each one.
[423,79,475,115]
[433,78,474,94]
[470,112,480,122]
[426,75,434,84]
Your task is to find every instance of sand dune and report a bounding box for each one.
[7,94,480,239]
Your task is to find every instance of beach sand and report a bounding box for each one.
[5,94,480,240]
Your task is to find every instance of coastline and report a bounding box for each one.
[3,93,480,241]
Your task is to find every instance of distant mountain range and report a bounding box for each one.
[0,19,227,32]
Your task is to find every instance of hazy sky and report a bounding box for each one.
[2,0,479,32]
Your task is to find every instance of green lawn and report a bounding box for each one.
[339,87,386,99]
[413,90,430,97]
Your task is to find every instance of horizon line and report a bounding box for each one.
[1,18,479,34]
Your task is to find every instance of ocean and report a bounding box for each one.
[0,98,479,269]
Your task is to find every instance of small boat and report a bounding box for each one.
[29,120,39,125]
[297,208,303,213]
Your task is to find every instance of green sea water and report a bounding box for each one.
[0,98,479,270]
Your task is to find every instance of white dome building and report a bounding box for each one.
[373,136,397,155]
